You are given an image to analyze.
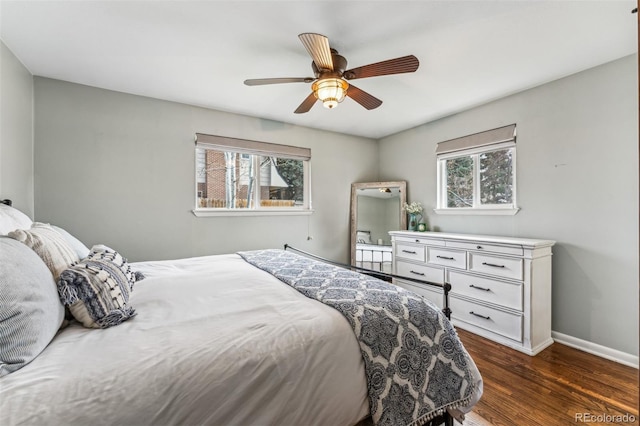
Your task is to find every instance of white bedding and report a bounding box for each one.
[0,254,369,426]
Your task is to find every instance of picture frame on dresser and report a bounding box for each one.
[389,230,555,355]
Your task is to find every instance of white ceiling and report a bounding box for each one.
[1,1,637,139]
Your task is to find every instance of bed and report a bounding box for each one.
[0,200,482,426]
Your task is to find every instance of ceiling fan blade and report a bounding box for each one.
[344,55,419,80]
[346,84,382,110]
[244,77,313,86]
[294,92,317,114]
[298,33,334,71]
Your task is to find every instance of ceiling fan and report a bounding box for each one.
[243,33,419,114]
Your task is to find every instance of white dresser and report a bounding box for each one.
[389,231,555,355]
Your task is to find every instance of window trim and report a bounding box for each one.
[192,209,314,218]
[193,134,312,216]
[435,141,519,215]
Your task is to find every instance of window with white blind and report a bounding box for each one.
[194,133,312,216]
[435,124,519,215]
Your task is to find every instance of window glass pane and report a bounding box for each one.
[196,148,256,208]
[479,148,513,205]
[259,156,304,207]
[446,156,474,208]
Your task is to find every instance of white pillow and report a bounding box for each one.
[51,225,90,259]
[356,230,372,244]
[0,204,33,235]
[8,223,80,280]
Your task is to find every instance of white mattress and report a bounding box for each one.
[0,254,369,426]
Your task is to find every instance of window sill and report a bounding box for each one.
[192,208,314,217]
[433,207,520,216]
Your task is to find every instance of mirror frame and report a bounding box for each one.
[350,181,407,266]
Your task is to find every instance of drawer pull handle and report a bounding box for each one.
[476,245,483,249]
[437,255,455,260]
[469,284,491,292]
[470,311,491,320]
[402,250,417,254]
[410,270,425,276]
[482,262,505,268]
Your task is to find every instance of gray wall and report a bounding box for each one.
[33,78,378,263]
[0,41,33,216]
[379,54,639,356]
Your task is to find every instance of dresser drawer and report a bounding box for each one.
[449,271,523,311]
[468,253,523,280]
[395,243,425,262]
[446,240,524,257]
[394,236,445,247]
[427,247,466,269]
[396,260,445,284]
[395,279,443,310]
[451,296,523,342]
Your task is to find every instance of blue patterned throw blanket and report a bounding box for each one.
[238,249,480,426]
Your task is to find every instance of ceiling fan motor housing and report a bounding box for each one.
[312,49,348,77]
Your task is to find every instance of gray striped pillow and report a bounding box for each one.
[8,223,79,280]
[0,237,65,376]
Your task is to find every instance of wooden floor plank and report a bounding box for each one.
[457,329,639,425]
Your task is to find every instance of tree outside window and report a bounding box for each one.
[438,144,516,213]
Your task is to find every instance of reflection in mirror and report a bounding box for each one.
[350,181,407,272]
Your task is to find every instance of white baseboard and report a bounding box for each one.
[551,331,639,369]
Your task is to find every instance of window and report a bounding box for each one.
[436,124,518,215]
[194,133,311,216]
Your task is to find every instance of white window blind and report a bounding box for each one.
[435,124,516,155]
[195,133,311,160]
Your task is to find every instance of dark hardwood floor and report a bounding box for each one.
[457,329,639,425]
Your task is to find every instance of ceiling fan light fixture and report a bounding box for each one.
[312,78,349,109]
